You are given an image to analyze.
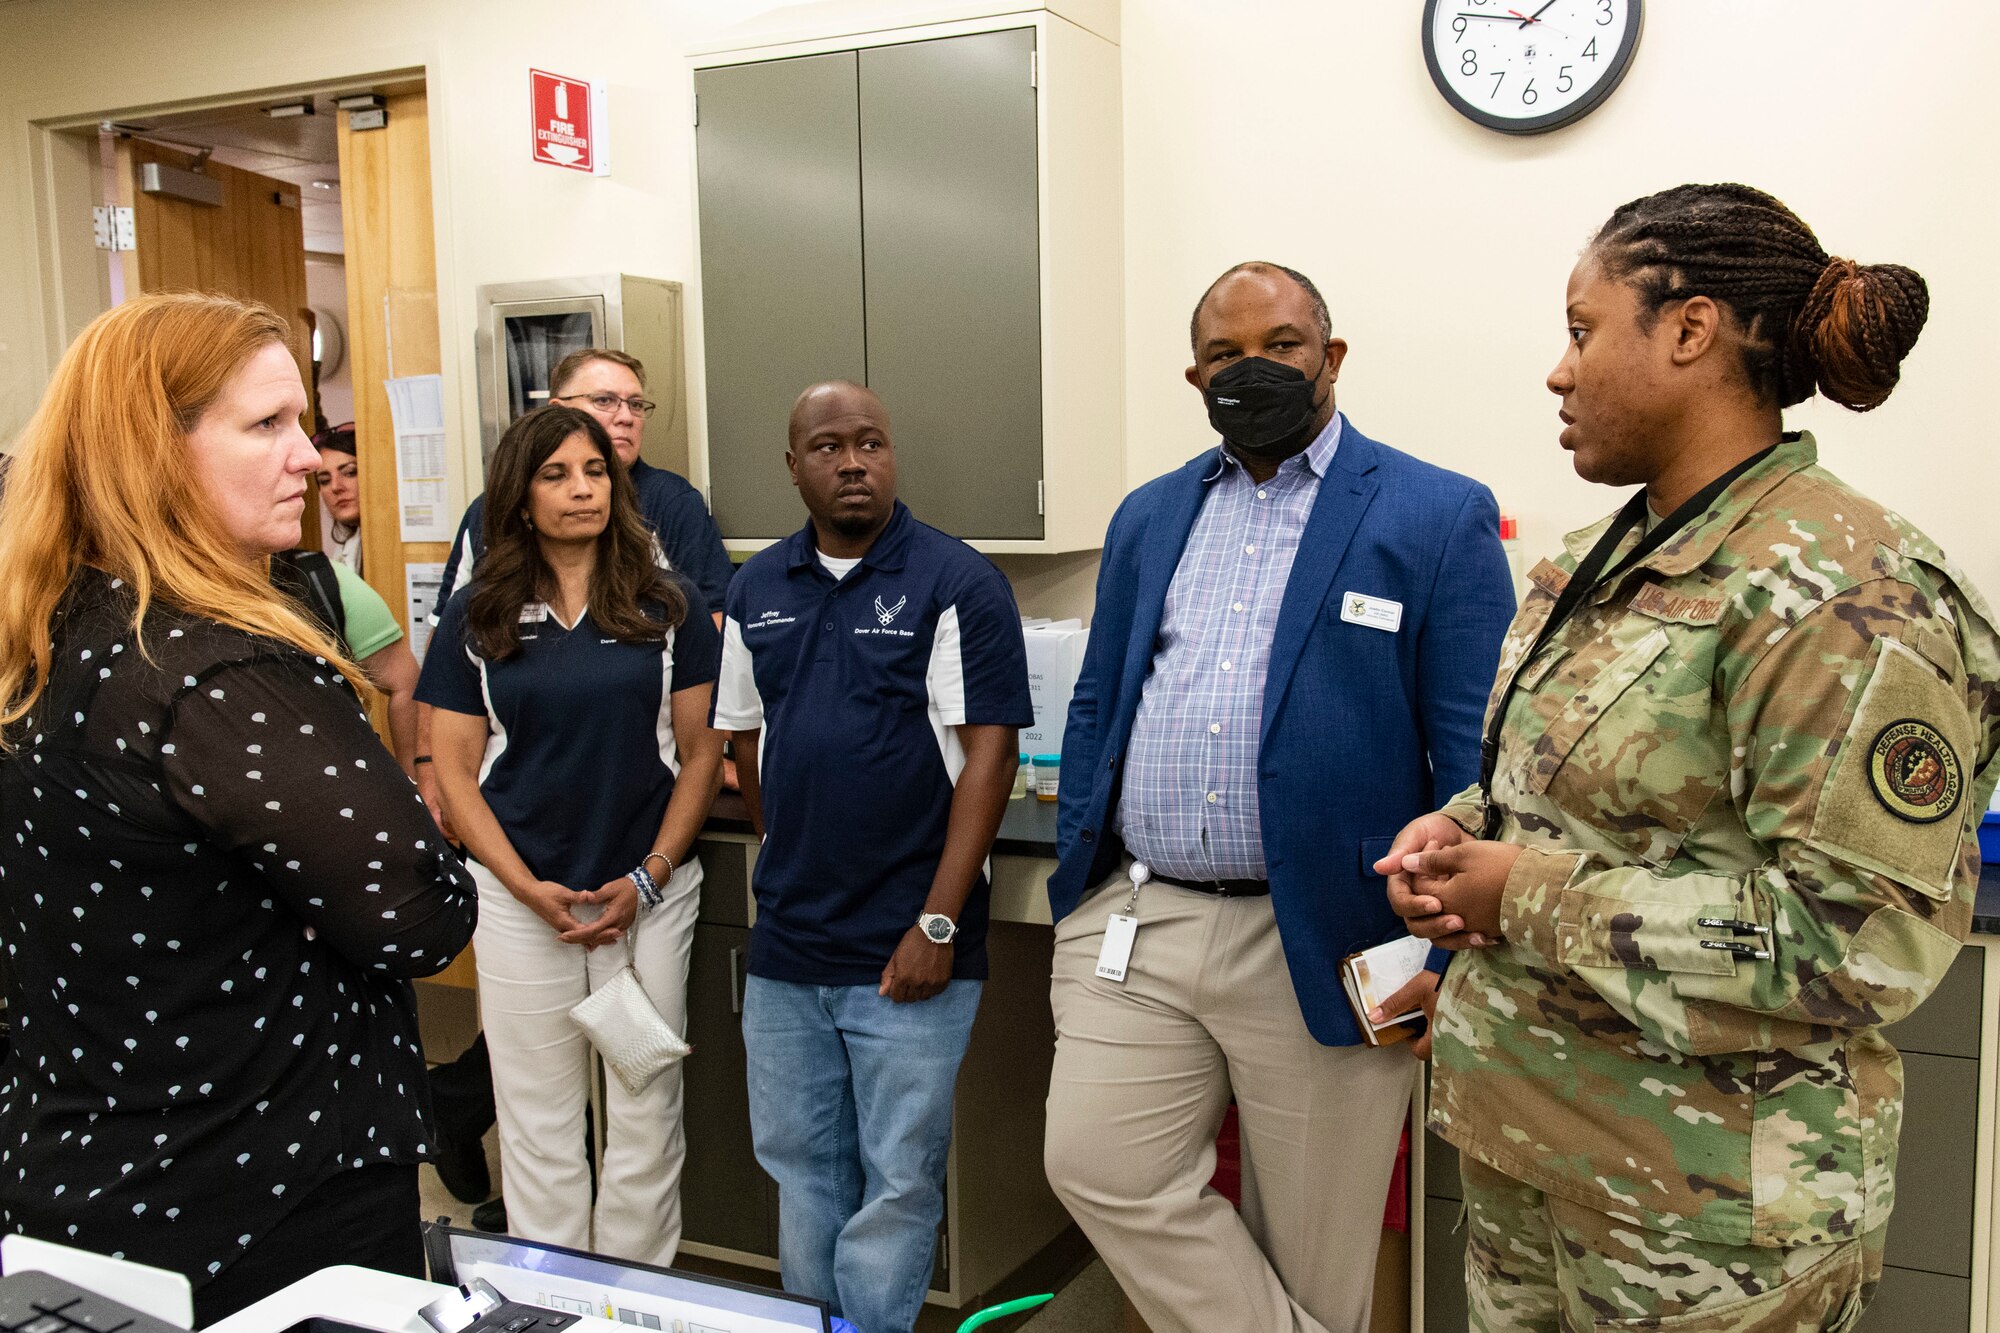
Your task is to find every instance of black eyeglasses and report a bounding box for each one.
[554,392,657,418]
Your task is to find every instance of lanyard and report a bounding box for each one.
[1477,447,1775,839]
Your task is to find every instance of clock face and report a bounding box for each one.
[1422,0,1643,135]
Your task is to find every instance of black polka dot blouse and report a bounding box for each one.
[0,569,477,1291]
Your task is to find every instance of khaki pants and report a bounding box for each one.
[1044,870,1413,1333]
[1461,1156,1883,1331]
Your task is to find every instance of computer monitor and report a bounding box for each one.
[422,1225,830,1333]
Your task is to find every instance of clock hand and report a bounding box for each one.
[1515,0,1560,24]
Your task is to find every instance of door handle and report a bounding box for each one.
[729,946,745,1015]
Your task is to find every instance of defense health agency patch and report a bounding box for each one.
[1867,718,1963,824]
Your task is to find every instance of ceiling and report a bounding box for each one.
[116,93,348,253]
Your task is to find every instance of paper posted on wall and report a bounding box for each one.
[1341,934,1433,1047]
[385,374,454,543]
[405,562,445,664]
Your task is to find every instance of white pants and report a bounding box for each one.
[469,858,699,1267]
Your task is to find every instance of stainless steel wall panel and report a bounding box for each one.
[1886,948,1983,1060]
[858,29,1044,540]
[1885,1050,1978,1278]
[696,53,868,539]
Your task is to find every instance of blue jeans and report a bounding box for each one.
[742,976,982,1333]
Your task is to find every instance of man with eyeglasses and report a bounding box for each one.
[433,349,733,621]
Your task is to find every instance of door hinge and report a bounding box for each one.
[1036,480,1045,516]
[1029,51,1039,89]
[691,92,699,127]
[92,205,134,252]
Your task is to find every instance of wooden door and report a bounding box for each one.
[112,137,319,535]
[337,88,475,988]
[337,87,447,624]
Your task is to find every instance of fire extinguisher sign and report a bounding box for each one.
[530,69,608,175]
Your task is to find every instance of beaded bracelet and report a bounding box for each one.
[642,850,674,883]
[626,865,662,912]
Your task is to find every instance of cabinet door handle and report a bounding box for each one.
[729,946,745,1015]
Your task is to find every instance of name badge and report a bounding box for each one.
[1096,913,1139,983]
[1340,592,1403,633]
[519,603,549,624]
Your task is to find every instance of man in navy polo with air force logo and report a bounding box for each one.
[713,381,1031,1333]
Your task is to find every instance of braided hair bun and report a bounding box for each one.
[1591,184,1929,412]
[1793,257,1929,411]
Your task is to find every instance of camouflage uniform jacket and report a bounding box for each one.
[1430,433,2000,1248]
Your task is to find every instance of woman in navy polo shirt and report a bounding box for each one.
[417,405,724,1266]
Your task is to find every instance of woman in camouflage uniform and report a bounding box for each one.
[1376,184,2000,1330]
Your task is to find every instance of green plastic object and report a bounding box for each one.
[954,1293,1056,1331]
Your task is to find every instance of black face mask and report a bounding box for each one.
[1202,355,1323,454]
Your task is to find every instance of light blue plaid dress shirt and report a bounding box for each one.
[1116,413,1345,882]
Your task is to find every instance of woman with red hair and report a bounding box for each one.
[0,293,476,1322]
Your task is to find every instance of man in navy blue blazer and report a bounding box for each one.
[1042,262,1514,1333]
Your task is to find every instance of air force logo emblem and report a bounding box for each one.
[873,595,907,627]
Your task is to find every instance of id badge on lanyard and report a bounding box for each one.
[1095,862,1150,983]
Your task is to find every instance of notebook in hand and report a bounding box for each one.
[1341,934,1433,1047]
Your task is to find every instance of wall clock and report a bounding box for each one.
[1422,0,1643,135]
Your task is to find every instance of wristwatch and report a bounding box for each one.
[918,912,958,945]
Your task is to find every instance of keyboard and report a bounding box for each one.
[418,1279,579,1333]
[0,1271,183,1333]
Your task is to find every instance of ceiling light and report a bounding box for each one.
[310,180,336,191]
[263,101,315,119]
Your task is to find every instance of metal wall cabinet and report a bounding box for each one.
[472,275,691,479]
[678,837,776,1259]
[1406,940,2000,1332]
[689,7,1123,553]
[690,55,866,543]
[1861,950,1988,1331]
[1416,1131,1465,1333]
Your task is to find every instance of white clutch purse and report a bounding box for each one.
[569,934,692,1095]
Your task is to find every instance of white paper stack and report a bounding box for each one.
[1021,618,1089,758]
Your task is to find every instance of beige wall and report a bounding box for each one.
[0,0,718,506]
[3,0,1996,609]
[1117,0,2000,600]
